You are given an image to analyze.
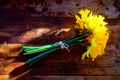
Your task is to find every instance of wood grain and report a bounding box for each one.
[0,16,120,80]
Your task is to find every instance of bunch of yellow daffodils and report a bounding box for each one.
[75,9,109,61]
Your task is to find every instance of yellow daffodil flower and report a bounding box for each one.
[75,9,109,61]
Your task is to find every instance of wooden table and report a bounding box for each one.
[0,16,120,80]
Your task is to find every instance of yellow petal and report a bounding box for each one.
[75,9,109,60]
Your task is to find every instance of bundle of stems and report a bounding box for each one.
[23,34,86,66]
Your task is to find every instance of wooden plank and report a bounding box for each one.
[0,17,120,44]
[0,44,119,75]
[0,75,120,80]
[4,61,120,75]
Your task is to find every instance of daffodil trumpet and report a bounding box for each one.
[22,9,109,66]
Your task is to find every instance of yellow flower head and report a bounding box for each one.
[75,9,109,61]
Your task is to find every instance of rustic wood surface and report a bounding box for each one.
[0,0,120,79]
[0,16,120,80]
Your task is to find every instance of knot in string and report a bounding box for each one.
[54,41,70,52]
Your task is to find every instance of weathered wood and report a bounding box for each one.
[0,75,120,80]
[0,44,120,76]
[0,16,120,80]
[0,17,120,44]
[0,0,120,79]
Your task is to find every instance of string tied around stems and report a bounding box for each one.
[54,41,70,52]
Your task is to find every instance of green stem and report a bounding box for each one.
[23,34,85,55]
[63,34,86,44]
[23,34,87,66]
[26,47,59,66]
[63,34,83,43]
[25,42,83,66]
[23,44,54,55]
